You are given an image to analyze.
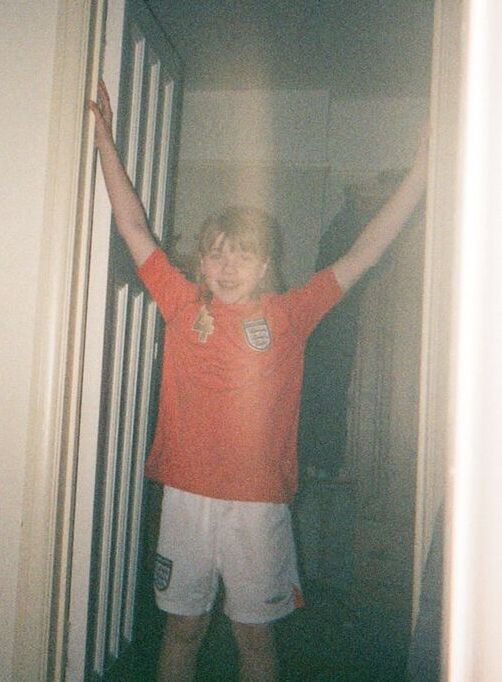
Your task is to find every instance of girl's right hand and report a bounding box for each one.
[89,79,114,148]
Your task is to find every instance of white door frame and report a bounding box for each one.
[414,0,502,680]
[412,0,462,621]
[13,1,111,680]
[64,2,127,679]
[67,2,182,678]
[443,0,502,679]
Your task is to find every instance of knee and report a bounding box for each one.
[232,621,275,655]
[165,613,210,650]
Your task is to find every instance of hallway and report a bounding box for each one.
[108,477,413,681]
[108,574,411,681]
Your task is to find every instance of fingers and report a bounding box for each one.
[88,98,105,124]
[97,79,113,126]
[89,81,115,148]
[88,79,113,131]
[88,98,101,121]
[97,79,111,108]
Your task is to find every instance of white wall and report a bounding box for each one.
[0,2,58,677]
[173,89,426,285]
[174,89,330,285]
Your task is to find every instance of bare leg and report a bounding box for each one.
[231,621,278,682]
[157,613,210,681]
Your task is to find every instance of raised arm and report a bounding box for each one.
[332,127,429,292]
[89,80,157,267]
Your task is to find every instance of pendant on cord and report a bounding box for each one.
[192,305,215,343]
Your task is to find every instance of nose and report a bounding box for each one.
[221,254,236,272]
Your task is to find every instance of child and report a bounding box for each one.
[90,80,428,681]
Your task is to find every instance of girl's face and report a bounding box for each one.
[200,233,268,304]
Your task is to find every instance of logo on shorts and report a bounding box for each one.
[154,554,173,592]
[264,593,289,605]
[242,317,272,351]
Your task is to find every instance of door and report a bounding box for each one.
[66,2,182,679]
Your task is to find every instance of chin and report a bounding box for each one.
[216,290,248,304]
[220,294,242,304]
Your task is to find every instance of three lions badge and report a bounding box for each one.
[242,317,272,351]
[154,554,173,592]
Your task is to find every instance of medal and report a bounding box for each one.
[192,305,215,343]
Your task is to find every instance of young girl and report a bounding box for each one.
[90,80,428,681]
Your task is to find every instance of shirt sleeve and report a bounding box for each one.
[279,267,345,339]
[137,247,197,322]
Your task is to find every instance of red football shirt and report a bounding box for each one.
[138,248,343,502]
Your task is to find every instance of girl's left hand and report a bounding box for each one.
[89,79,114,148]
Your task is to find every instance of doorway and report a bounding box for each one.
[69,1,437,680]
[145,1,434,679]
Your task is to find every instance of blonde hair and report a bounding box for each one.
[195,206,284,296]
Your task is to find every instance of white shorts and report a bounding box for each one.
[153,486,303,624]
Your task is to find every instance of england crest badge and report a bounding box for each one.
[242,317,272,351]
[154,554,173,592]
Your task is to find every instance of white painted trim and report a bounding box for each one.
[66,2,126,678]
[94,283,129,673]
[67,1,183,676]
[412,2,502,680]
[12,1,106,679]
[412,0,462,640]
[446,0,502,678]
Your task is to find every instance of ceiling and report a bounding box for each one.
[147,0,434,96]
